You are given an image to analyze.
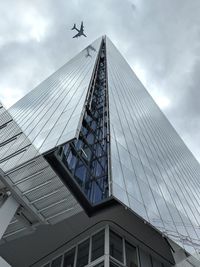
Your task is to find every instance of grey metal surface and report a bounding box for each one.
[0,102,82,242]
[0,196,19,239]
[106,36,200,254]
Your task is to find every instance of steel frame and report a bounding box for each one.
[59,39,110,205]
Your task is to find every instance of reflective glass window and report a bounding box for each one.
[76,239,90,267]
[110,230,123,262]
[63,248,75,267]
[91,230,105,261]
[139,249,152,267]
[125,241,138,267]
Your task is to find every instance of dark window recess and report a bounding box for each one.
[110,261,121,267]
[51,256,62,267]
[91,230,105,261]
[76,239,90,267]
[94,262,104,267]
[57,40,110,205]
[125,241,138,267]
[63,248,75,267]
[110,230,123,263]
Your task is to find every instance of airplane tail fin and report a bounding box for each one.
[71,23,76,30]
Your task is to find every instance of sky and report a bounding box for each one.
[0,0,200,163]
[0,256,10,267]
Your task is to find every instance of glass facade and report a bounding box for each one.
[58,40,109,204]
[9,38,102,154]
[110,231,123,263]
[106,37,200,253]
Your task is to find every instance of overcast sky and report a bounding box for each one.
[0,0,200,163]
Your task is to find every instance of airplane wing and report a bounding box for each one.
[71,23,76,30]
[73,32,81,38]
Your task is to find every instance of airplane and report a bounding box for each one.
[71,21,87,38]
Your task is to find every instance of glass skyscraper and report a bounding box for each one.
[0,36,200,267]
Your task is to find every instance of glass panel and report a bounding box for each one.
[106,36,200,253]
[9,37,102,156]
[60,40,109,206]
[51,256,62,267]
[76,239,90,267]
[139,249,152,267]
[63,248,75,267]
[110,230,123,263]
[91,230,105,261]
[112,183,129,206]
[125,241,138,267]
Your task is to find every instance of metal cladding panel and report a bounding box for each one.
[0,104,82,242]
[0,105,38,173]
[9,38,102,154]
[106,37,200,254]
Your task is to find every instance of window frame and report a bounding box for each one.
[108,226,140,267]
[42,227,106,267]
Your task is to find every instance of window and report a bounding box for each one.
[125,241,138,267]
[76,239,90,267]
[51,256,62,267]
[40,227,164,267]
[110,230,123,263]
[63,248,75,267]
[91,230,105,261]
[139,249,152,267]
